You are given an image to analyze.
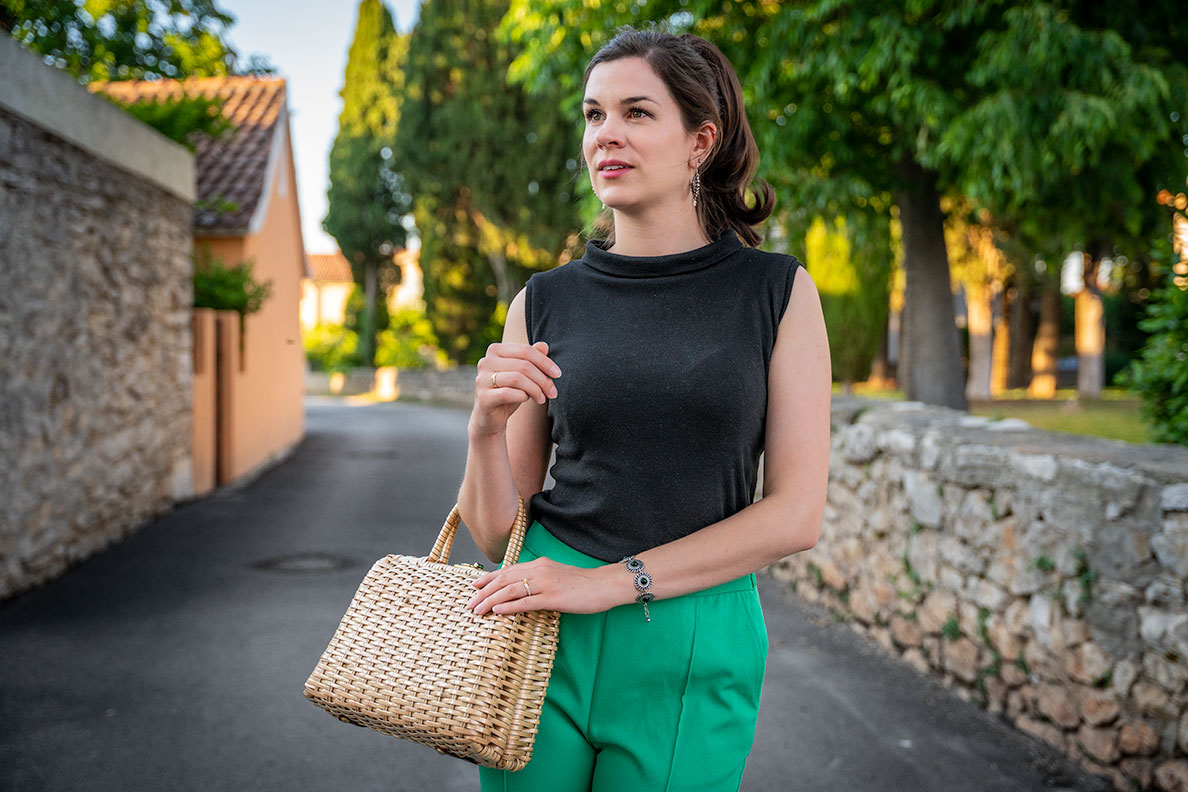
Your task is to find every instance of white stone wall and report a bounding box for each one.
[0,47,194,599]
[774,398,1188,791]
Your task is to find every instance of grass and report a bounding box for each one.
[833,383,1157,445]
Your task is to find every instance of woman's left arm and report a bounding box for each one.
[468,266,832,615]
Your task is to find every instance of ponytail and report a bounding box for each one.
[681,35,775,246]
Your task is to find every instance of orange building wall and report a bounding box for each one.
[191,308,217,496]
[195,121,306,483]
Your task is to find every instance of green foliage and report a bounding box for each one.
[324,0,411,367]
[395,0,581,364]
[941,617,961,641]
[1117,244,1188,445]
[345,285,392,336]
[808,215,893,385]
[499,0,1188,405]
[806,561,824,589]
[101,92,232,150]
[1032,556,1057,573]
[1,0,273,83]
[192,248,271,316]
[303,324,361,374]
[1072,547,1097,606]
[375,306,442,368]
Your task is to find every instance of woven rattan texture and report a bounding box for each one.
[304,502,559,771]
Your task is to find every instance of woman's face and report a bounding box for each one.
[582,57,703,214]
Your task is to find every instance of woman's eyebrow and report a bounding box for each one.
[583,95,659,106]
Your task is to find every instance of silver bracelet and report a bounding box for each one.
[620,555,654,622]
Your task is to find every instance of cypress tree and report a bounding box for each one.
[395,0,580,364]
[324,0,409,366]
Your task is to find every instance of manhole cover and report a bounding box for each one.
[253,553,356,574]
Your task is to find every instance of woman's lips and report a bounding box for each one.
[599,166,633,179]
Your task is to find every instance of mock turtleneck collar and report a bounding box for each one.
[580,229,744,278]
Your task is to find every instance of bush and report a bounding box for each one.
[303,324,361,373]
[375,305,442,369]
[1116,252,1188,445]
[193,248,272,316]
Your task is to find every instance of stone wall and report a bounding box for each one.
[0,37,196,599]
[773,397,1188,791]
[393,366,476,408]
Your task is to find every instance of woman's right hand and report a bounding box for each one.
[470,340,561,437]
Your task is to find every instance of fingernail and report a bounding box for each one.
[551,366,561,377]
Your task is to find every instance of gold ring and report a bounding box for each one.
[523,579,532,597]
[491,372,499,388]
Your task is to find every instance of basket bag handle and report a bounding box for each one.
[427,496,529,566]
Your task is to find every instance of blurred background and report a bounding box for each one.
[3,4,1188,791]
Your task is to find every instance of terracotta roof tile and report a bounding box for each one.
[307,252,353,283]
[91,76,287,232]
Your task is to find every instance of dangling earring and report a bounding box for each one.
[692,157,703,207]
[601,200,606,210]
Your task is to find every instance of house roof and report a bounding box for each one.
[91,76,288,233]
[307,252,354,283]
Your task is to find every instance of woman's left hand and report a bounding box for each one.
[466,557,622,616]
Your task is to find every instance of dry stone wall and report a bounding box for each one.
[773,398,1188,791]
[0,94,194,597]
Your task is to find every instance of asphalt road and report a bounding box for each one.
[0,398,1111,791]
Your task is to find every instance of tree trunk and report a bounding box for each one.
[1028,280,1060,398]
[1007,281,1034,389]
[894,157,968,411]
[486,249,517,307]
[362,260,377,367]
[868,310,896,389]
[1075,246,1107,398]
[965,281,994,401]
[990,289,1010,395]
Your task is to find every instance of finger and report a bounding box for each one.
[490,369,552,404]
[470,580,531,615]
[488,342,562,379]
[491,596,540,615]
[477,357,557,403]
[467,570,517,605]
[478,386,531,408]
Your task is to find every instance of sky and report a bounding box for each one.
[224,0,422,255]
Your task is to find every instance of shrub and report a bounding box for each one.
[303,324,361,373]
[193,248,272,316]
[1116,247,1188,445]
[375,305,441,369]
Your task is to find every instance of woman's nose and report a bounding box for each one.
[595,118,623,148]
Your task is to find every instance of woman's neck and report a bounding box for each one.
[607,204,712,257]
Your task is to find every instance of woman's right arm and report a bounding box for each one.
[457,287,560,563]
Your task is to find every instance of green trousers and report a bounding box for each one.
[480,521,768,792]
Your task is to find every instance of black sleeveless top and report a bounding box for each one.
[524,230,802,562]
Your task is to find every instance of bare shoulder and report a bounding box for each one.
[778,259,827,342]
[504,286,529,344]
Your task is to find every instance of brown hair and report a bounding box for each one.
[583,25,775,246]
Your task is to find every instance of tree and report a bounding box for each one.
[0,0,272,83]
[938,2,1188,399]
[943,201,1013,401]
[324,0,409,367]
[499,0,1188,409]
[395,0,581,364]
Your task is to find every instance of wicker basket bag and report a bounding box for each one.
[303,497,559,771]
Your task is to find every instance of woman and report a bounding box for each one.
[458,25,831,792]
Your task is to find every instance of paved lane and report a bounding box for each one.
[0,399,1108,791]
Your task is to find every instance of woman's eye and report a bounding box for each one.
[585,109,603,122]
[629,108,648,118]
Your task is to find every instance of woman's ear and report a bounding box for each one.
[690,121,717,167]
